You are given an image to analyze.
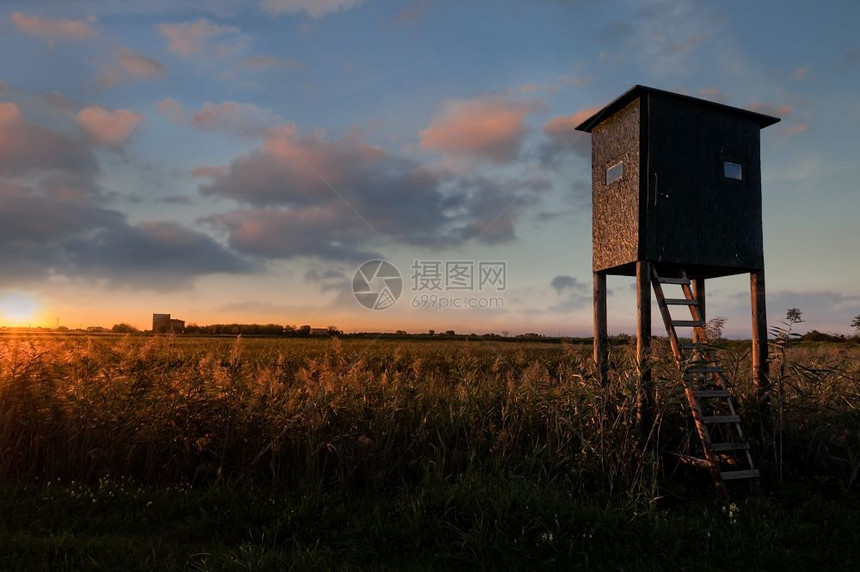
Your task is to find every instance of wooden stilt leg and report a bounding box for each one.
[636,262,652,437]
[751,270,769,412]
[593,273,608,383]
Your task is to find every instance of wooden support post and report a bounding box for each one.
[636,261,653,437]
[751,270,769,410]
[593,273,608,383]
[693,277,706,343]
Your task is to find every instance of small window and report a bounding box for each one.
[606,161,623,185]
[724,161,743,180]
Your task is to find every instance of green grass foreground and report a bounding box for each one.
[1,335,858,569]
[2,477,858,571]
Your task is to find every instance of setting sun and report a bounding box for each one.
[0,293,39,324]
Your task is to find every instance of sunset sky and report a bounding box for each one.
[1,0,858,336]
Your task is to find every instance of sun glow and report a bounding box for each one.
[0,293,40,324]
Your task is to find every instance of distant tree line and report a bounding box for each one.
[181,324,342,336]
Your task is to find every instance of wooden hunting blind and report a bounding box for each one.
[576,86,780,500]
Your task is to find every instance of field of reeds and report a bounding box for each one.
[1,334,858,570]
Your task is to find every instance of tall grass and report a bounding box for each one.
[0,334,857,499]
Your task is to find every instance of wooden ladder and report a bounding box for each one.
[651,267,759,501]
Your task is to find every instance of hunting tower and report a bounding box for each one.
[576,86,780,499]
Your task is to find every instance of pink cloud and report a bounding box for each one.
[262,0,363,18]
[99,48,165,87]
[542,105,602,138]
[157,99,184,123]
[521,83,559,94]
[698,88,731,103]
[792,66,810,80]
[76,106,143,147]
[191,101,279,137]
[10,12,97,39]
[746,103,792,118]
[191,165,229,178]
[157,19,245,59]
[419,97,536,162]
[784,123,809,134]
[0,102,23,124]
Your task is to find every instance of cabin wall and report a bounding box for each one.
[592,99,640,273]
[643,95,764,272]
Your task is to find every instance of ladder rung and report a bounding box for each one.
[720,469,760,481]
[672,320,705,328]
[693,390,732,398]
[686,366,723,374]
[711,442,750,452]
[657,277,691,285]
[703,415,741,424]
[665,298,698,305]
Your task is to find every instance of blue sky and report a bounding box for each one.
[0,0,858,336]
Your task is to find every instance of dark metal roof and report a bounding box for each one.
[574,85,781,132]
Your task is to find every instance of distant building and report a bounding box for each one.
[310,327,329,336]
[153,313,185,333]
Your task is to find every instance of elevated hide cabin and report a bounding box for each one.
[576,86,780,500]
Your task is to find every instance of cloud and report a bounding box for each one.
[537,105,599,165]
[746,103,807,134]
[191,165,229,178]
[612,0,711,77]
[0,183,249,290]
[550,275,586,294]
[791,66,810,80]
[157,98,184,123]
[698,88,731,103]
[419,96,535,163]
[745,102,792,118]
[723,289,860,336]
[784,123,809,134]
[0,103,249,288]
[446,175,550,245]
[10,12,97,40]
[205,207,380,261]
[305,266,348,293]
[199,127,548,261]
[521,83,559,94]
[261,0,363,18]
[159,195,192,204]
[98,48,166,87]
[76,106,144,147]
[0,103,98,180]
[663,31,708,54]
[190,101,279,137]
[543,106,601,137]
[64,221,253,287]
[392,0,431,24]
[0,186,249,288]
[0,181,120,245]
[157,18,247,59]
[239,55,302,70]
[548,275,590,311]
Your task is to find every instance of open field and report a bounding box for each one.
[1,335,858,569]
